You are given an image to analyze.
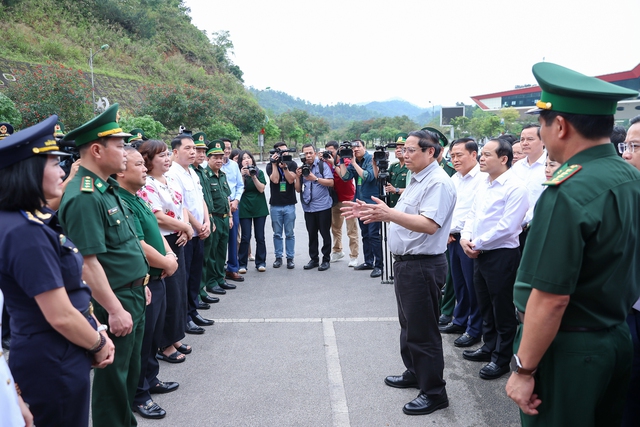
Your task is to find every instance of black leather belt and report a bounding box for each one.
[211,212,230,218]
[451,233,461,239]
[122,275,149,289]
[148,275,162,281]
[516,309,605,332]
[392,254,440,262]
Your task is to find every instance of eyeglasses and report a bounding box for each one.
[618,142,640,154]
[401,147,423,154]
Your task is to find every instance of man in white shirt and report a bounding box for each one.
[511,124,546,247]
[439,138,485,349]
[220,138,245,284]
[166,134,212,334]
[460,138,528,380]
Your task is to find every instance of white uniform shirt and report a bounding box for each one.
[167,162,205,236]
[511,151,546,224]
[389,161,457,255]
[0,291,24,427]
[449,163,487,234]
[461,169,528,250]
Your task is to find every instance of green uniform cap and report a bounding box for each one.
[394,132,408,145]
[206,140,224,156]
[528,62,639,116]
[421,127,449,147]
[126,128,146,144]
[193,132,207,148]
[62,103,130,147]
[54,121,65,138]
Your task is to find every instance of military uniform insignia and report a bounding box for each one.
[108,207,119,215]
[0,125,7,134]
[81,176,94,192]
[22,210,43,225]
[59,234,67,245]
[34,209,52,220]
[543,164,582,186]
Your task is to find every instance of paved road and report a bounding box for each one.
[135,164,520,427]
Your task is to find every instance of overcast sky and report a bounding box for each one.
[185,0,640,109]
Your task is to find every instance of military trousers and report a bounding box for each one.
[203,215,230,290]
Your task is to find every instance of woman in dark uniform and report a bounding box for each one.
[0,116,115,427]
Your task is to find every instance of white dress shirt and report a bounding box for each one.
[461,169,529,250]
[449,163,487,234]
[167,162,205,235]
[511,151,546,224]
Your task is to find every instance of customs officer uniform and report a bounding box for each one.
[510,63,640,426]
[203,141,232,292]
[59,104,149,427]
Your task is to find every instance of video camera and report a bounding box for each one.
[337,141,353,160]
[57,139,80,179]
[269,147,296,163]
[373,143,397,181]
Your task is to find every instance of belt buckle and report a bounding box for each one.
[143,274,150,286]
[89,302,94,316]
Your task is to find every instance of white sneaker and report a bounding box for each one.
[348,258,358,267]
[248,255,255,261]
[257,266,266,272]
[330,252,345,263]
[238,267,247,274]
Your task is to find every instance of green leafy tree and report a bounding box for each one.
[0,92,22,126]
[203,120,241,142]
[5,62,92,128]
[118,114,167,139]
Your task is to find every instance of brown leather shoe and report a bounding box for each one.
[225,271,245,282]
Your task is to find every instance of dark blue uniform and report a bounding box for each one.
[0,207,95,427]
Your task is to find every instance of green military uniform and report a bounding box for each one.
[387,133,409,208]
[58,104,149,427]
[203,141,231,291]
[512,62,640,426]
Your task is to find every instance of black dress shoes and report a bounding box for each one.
[197,301,210,310]
[439,323,466,334]
[149,381,179,394]
[370,267,382,278]
[201,294,219,304]
[438,314,452,325]
[219,281,236,290]
[133,399,166,419]
[463,348,492,362]
[287,258,295,269]
[191,313,214,326]
[318,261,330,271]
[403,390,449,416]
[384,370,419,389]
[207,286,226,295]
[354,263,374,270]
[273,258,283,268]
[225,271,245,282]
[479,362,510,380]
[454,333,481,347]
[185,320,205,335]
[303,260,320,270]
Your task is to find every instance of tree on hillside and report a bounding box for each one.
[118,114,167,139]
[0,92,22,127]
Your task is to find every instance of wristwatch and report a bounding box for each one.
[315,178,319,182]
[510,354,537,376]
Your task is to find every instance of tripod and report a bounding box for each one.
[377,176,394,285]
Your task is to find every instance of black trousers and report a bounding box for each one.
[474,247,520,366]
[394,254,448,397]
[134,278,167,406]
[304,207,332,263]
[161,233,186,348]
[184,237,204,319]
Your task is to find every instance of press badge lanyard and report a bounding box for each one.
[278,166,287,192]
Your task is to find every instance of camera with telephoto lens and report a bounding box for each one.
[246,165,257,176]
[321,151,332,160]
[300,164,311,177]
[337,141,353,160]
[269,147,296,163]
[57,138,80,180]
[374,143,397,181]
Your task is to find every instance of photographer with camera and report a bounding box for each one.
[384,134,409,208]
[295,144,334,271]
[337,139,383,278]
[238,151,268,273]
[266,142,298,269]
[323,141,359,267]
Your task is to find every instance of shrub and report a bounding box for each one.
[0,92,22,127]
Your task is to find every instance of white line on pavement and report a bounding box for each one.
[323,319,350,427]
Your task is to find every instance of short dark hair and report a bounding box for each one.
[78,137,108,157]
[408,130,441,158]
[236,150,256,169]
[450,138,478,155]
[220,138,232,143]
[539,111,613,140]
[498,134,518,145]
[488,137,513,168]
[351,139,363,146]
[325,140,339,150]
[0,155,47,211]
[273,141,287,149]
[171,135,193,150]
[629,115,640,126]
[138,139,169,173]
[230,149,240,161]
[301,143,315,152]
[522,123,541,139]
[611,126,627,144]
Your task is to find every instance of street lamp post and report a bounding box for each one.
[89,44,109,115]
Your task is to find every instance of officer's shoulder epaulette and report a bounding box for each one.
[20,210,44,225]
[81,176,94,193]
[543,164,582,186]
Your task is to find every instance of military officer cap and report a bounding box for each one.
[53,121,65,139]
[62,103,131,147]
[421,126,449,147]
[126,128,147,144]
[394,132,408,145]
[193,132,207,148]
[206,140,224,156]
[0,115,70,170]
[527,62,639,116]
[0,122,14,140]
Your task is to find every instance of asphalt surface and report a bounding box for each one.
[131,162,521,427]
